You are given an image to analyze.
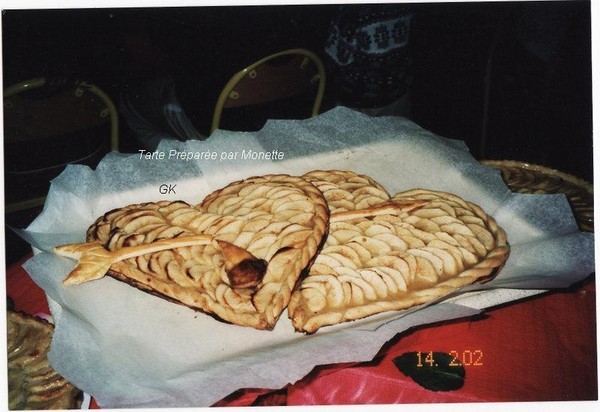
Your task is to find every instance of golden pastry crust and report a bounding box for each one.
[7,311,82,410]
[83,174,329,330]
[288,187,509,333]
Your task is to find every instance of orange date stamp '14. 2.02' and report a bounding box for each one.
[417,350,484,368]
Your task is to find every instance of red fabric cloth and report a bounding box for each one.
[286,278,597,404]
[6,256,597,406]
[6,254,50,316]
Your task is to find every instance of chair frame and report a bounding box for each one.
[4,77,119,213]
[4,77,119,151]
[210,48,326,134]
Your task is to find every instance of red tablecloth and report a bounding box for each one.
[6,255,597,407]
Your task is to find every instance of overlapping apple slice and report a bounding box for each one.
[288,173,510,333]
[302,169,391,213]
[55,174,329,330]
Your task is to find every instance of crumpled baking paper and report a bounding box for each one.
[19,107,594,407]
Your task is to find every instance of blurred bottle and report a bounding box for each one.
[324,4,414,117]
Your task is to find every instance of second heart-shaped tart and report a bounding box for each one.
[288,174,510,333]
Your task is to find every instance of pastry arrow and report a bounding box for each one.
[328,199,427,222]
[54,198,426,287]
[54,235,266,287]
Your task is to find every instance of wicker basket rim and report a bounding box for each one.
[481,159,593,195]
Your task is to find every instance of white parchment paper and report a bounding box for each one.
[19,107,594,408]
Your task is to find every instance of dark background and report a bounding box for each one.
[2,1,593,264]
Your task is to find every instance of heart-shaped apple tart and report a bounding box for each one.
[55,174,329,330]
[54,170,509,333]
